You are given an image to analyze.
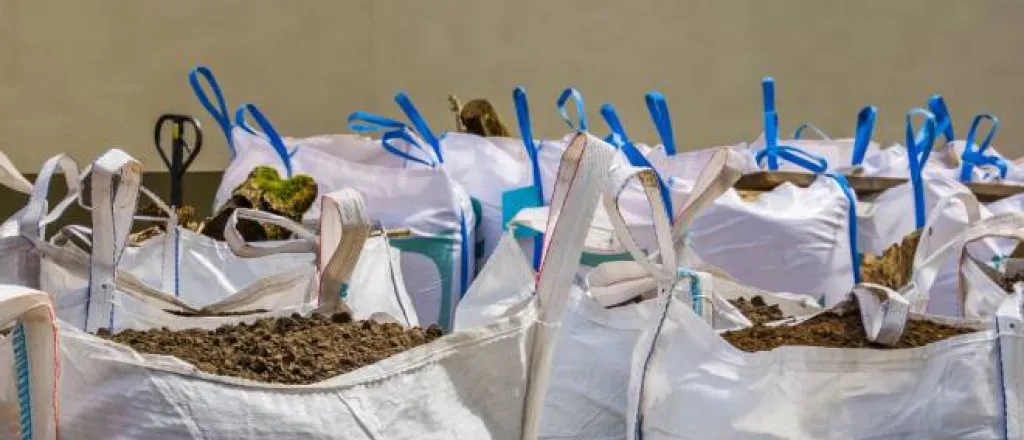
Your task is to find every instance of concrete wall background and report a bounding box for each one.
[0,0,1022,174]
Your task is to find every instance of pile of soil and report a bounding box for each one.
[860,230,922,290]
[97,312,443,385]
[728,296,784,325]
[1000,272,1024,293]
[722,300,975,352]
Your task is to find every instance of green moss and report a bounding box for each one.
[203,166,318,241]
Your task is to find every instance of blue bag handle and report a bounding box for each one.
[188,66,235,156]
[234,112,260,136]
[600,103,632,149]
[960,113,1007,182]
[754,145,829,173]
[600,103,675,222]
[556,87,589,132]
[825,173,861,284]
[395,92,444,163]
[346,111,408,133]
[905,108,938,229]
[645,92,677,156]
[851,105,878,166]
[928,95,955,145]
[757,77,829,173]
[233,103,295,178]
[513,87,544,189]
[381,129,437,167]
[792,122,830,141]
[346,99,439,165]
[513,86,545,270]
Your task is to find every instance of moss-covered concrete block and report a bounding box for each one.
[203,166,318,241]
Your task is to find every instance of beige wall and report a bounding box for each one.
[0,0,1022,173]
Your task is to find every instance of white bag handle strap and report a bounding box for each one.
[19,154,80,240]
[223,208,317,258]
[84,149,143,333]
[956,211,1024,312]
[75,164,174,224]
[601,165,676,283]
[670,148,746,249]
[318,189,372,310]
[0,151,33,195]
[523,132,615,440]
[962,212,1024,246]
[0,286,60,440]
[902,191,983,312]
[851,283,911,346]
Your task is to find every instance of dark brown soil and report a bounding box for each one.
[96,312,443,385]
[1000,272,1024,293]
[728,296,784,325]
[163,308,269,317]
[0,326,10,337]
[860,230,922,290]
[722,301,975,352]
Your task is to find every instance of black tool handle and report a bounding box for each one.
[154,114,203,206]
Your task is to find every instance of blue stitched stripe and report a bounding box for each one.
[632,275,682,440]
[13,322,32,440]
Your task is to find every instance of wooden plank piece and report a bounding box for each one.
[734,171,1024,202]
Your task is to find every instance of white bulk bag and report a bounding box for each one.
[41,201,318,318]
[188,66,405,216]
[56,209,316,309]
[55,131,612,440]
[627,209,1024,440]
[347,91,538,268]
[226,103,475,330]
[31,153,314,307]
[0,154,80,288]
[37,150,318,333]
[0,286,59,440]
[687,173,859,305]
[620,87,861,305]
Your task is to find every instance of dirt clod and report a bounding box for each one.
[860,230,922,290]
[722,300,974,352]
[98,316,444,384]
[728,296,784,325]
[1000,272,1024,293]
